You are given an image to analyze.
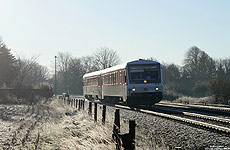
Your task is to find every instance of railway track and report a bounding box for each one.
[80,98,230,135]
[156,102,230,116]
[111,104,230,134]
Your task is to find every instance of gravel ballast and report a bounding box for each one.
[94,103,230,150]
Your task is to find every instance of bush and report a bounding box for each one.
[0,90,18,104]
[208,78,230,104]
[163,83,181,101]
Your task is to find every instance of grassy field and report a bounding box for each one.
[0,98,116,150]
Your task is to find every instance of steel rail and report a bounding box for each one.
[73,97,230,134]
[113,104,230,134]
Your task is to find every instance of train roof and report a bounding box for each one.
[83,70,101,78]
[83,59,160,78]
[127,59,160,65]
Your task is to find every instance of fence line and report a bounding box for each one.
[63,97,135,150]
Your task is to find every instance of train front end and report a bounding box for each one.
[126,60,163,106]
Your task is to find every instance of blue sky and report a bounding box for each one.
[0,0,229,69]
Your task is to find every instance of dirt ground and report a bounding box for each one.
[0,98,116,150]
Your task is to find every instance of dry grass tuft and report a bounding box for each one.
[174,96,215,104]
[39,99,116,150]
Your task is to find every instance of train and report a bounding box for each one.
[83,59,163,106]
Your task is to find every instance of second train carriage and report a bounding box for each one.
[83,59,163,106]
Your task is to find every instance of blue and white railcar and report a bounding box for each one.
[83,59,163,105]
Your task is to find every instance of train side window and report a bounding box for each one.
[101,76,103,85]
[110,74,112,85]
[111,73,114,85]
[106,75,108,84]
[105,75,106,84]
[119,71,122,84]
[112,73,114,85]
[116,72,118,84]
[111,73,113,85]
[114,72,117,85]
[114,73,116,85]
[106,74,108,85]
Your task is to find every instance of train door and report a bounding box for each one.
[122,69,127,102]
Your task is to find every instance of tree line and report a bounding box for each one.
[1,37,230,104]
[163,46,230,104]
[54,47,120,95]
[0,39,51,103]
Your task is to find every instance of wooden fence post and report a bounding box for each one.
[75,99,78,108]
[94,103,97,122]
[82,100,85,110]
[113,109,121,149]
[120,120,136,150]
[129,120,135,150]
[102,105,106,124]
[78,99,81,110]
[89,102,92,115]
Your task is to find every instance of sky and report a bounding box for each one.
[0,0,229,70]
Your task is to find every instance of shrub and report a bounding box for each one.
[208,78,230,104]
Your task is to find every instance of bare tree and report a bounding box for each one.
[15,56,38,88]
[93,47,120,69]
[57,52,72,73]
[216,58,230,78]
[68,58,84,94]
[146,57,158,61]
[14,55,49,87]
[81,56,99,73]
[183,46,215,81]
[56,52,72,93]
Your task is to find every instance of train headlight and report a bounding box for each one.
[155,87,159,91]
[144,80,147,83]
[132,88,136,92]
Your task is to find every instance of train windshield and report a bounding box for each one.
[128,64,161,84]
